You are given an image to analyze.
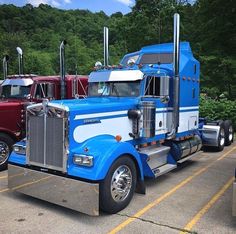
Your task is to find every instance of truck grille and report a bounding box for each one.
[26,102,68,172]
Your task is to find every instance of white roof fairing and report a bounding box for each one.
[89,70,144,83]
[2,78,34,86]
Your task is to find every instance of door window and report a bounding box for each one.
[35,83,55,99]
[145,76,160,96]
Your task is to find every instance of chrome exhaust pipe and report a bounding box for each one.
[60,40,67,99]
[3,55,9,80]
[16,47,23,75]
[168,13,180,139]
[104,27,109,66]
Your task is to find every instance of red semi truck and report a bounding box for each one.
[0,41,88,170]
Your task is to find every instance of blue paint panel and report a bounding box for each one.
[67,135,144,181]
[139,152,155,178]
[8,151,26,165]
[52,97,139,115]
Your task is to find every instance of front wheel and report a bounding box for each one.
[100,156,137,214]
[0,133,15,171]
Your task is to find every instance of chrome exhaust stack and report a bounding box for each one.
[60,40,67,99]
[3,55,9,80]
[103,27,109,66]
[168,13,180,139]
[16,47,23,75]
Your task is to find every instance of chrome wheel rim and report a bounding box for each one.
[219,128,225,146]
[111,165,132,202]
[228,126,233,142]
[0,141,9,165]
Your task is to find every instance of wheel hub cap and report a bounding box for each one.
[229,126,233,141]
[111,165,132,202]
[219,128,225,146]
[0,141,9,164]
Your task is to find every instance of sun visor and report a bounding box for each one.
[2,78,34,86]
[89,70,144,83]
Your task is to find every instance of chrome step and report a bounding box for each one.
[177,151,201,163]
[153,164,177,178]
[139,145,170,170]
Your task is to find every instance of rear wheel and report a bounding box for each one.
[224,120,234,146]
[215,122,225,151]
[100,156,137,214]
[0,133,14,171]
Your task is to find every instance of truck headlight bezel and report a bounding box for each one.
[73,154,94,167]
[13,144,26,155]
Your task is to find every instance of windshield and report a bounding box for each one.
[88,81,140,97]
[0,85,31,99]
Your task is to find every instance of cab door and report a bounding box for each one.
[32,82,56,103]
[143,75,169,136]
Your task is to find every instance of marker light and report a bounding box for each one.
[95,61,102,70]
[115,135,122,142]
[127,59,135,66]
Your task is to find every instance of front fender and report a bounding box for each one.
[68,135,144,181]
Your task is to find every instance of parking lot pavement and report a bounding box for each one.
[1,143,236,234]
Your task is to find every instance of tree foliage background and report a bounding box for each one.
[0,0,235,110]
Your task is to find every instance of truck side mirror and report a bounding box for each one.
[160,76,170,97]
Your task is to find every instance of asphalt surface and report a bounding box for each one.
[0,143,236,234]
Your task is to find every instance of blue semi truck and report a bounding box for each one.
[8,14,234,216]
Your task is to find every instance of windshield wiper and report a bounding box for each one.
[111,83,119,97]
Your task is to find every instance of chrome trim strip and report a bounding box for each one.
[8,164,99,216]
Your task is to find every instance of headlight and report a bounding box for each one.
[73,154,93,167]
[13,144,26,155]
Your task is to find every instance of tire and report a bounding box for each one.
[0,133,15,171]
[100,156,137,214]
[224,120,234,146]
[215,122,225,152]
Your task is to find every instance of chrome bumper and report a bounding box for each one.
[8,164,99,216]
[233,180,236,216]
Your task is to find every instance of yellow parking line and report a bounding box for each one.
[108,146,236,234]
[0,172,27,180]
[0,188,9,193]
[217,146,236,161]
[180,177,234,233]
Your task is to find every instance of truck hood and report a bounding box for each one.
[0,99,23,110]
[0,100,25,134]
[51,97,140,116]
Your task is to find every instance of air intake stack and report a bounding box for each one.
[168,13,180,139]
[60,40,67,99]
[16,47,23,75]
[104,27,109,66]
[2,55,9,80]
